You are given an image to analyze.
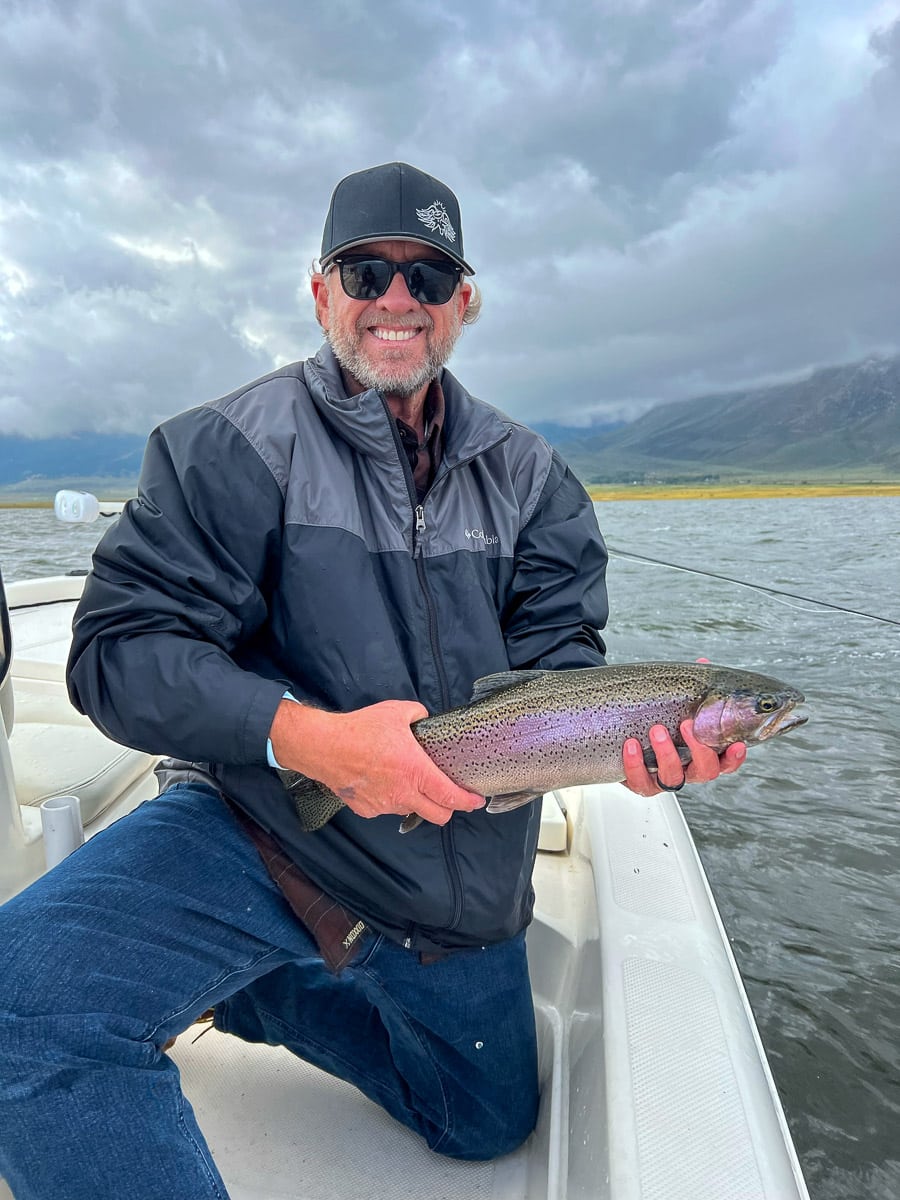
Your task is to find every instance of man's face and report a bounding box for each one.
[311,239,472,399]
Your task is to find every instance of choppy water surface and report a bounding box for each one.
[2,496,898,1198]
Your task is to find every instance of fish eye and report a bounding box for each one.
[756,695,779,713]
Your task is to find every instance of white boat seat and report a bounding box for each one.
[9,688,156,826]
[7,592,81,686]
[11,648,71,684]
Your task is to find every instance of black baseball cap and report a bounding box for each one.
[320,162,474,275]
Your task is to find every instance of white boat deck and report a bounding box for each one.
[171,1027,535,1200]
[0,576,811,1199]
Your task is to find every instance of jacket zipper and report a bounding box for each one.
[382,400,510,933]
[407,439,512,742]
[382,404,452,707]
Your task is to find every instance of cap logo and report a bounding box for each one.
[416,200,457,244]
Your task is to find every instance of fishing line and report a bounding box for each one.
[607,546,900,627]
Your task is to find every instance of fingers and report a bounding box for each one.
[650,725,689,790]
[414,761,485,822]
[404,797,454,826]
[622,722,747,797]
[403,712,486,818]
[337,700,485,826]
[623,727,689,796]
[679,719,719,783]
[622,736,662,797]
[716,740,747,776]
[680,720,745,781]
[406,785,485,828]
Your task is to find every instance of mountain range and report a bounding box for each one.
[0,433,147,495]
[1,353,898,496]
[540,355,900,484]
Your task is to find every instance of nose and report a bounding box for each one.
[376,267,419,312]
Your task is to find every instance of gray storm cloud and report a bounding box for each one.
[1,0,898,436]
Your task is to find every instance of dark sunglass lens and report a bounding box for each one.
[338,257,459,303]
[406,263,430,303]
[408,262,458,304]
[341,259,391,299]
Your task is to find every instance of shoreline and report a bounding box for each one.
[0,498,132,509]
[3,482,899,508]
[587,482,900,501]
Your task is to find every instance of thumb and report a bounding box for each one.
[398,700,430,725]
[419,757,485,810]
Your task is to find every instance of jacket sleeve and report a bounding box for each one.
[67,406,289,765]
[502,451,608,670]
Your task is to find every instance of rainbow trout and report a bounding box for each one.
[280,662,807,833]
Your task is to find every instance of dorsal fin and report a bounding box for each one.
[469,669,548,704]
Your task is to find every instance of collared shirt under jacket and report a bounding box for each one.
[67,345,609,953]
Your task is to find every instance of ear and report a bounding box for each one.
[457,278,473,319]
[311,273,330,330]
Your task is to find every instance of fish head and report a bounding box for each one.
[692,672,808,751]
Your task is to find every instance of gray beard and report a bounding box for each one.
[326,312,463,399]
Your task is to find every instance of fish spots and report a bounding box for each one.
[282,662,805,832]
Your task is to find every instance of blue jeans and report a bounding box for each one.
[0,784,539,1199]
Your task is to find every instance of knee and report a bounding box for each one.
[0,956,46,1064]
[0,933,52,1092]
[0,901,92,1065]
[0,906,41,1022]
[435,1097,539,1162]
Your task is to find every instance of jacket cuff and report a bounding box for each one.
[240,677,296,766]
[266,691,300,768]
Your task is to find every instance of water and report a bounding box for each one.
[1,496,898,1198]
[1,507,119,581]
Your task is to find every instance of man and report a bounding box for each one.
[0,162,744,1199]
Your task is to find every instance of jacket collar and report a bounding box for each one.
[303,344,510,470]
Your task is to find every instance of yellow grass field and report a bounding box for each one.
[0,497,131,509]
[587,482,900,501]
[0,500,59,509]
[3,483,899,509]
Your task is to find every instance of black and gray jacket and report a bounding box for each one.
[68,345,609,952]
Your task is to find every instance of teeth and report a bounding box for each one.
[371,328,418,341]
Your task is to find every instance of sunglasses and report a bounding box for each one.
[332,255,463,305]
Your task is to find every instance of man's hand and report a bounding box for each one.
[622,719,746,797]
[269,698,485,826]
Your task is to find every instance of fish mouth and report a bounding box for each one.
[757,705,809,740]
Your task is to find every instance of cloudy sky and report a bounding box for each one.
[2,0,899,437]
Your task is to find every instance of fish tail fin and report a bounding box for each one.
[277,770,345,832]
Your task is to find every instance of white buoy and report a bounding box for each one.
[40,794,85,869]
[54,490,100,523]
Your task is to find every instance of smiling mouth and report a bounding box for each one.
[370,328,419,343]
